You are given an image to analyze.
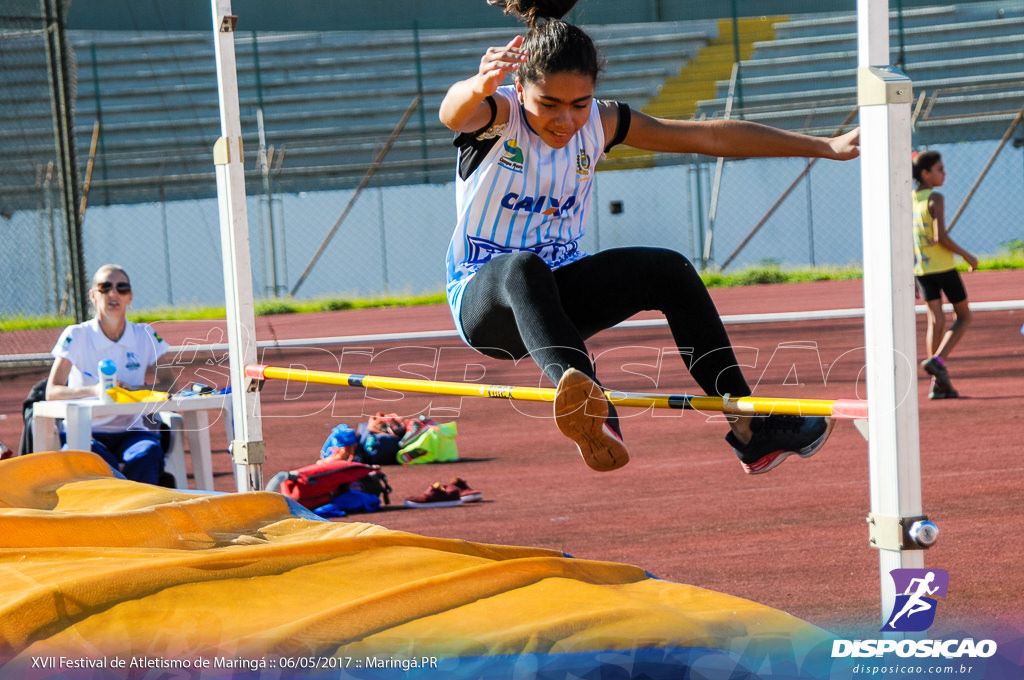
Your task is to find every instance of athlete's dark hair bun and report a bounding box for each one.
[487,0,579,26]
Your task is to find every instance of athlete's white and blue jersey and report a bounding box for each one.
[445,85,606,339]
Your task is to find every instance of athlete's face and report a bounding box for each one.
[921,161,945,188]
[515,71,594,149]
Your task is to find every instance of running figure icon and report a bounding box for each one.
[888,571,940,629]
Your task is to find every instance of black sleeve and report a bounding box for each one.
[452,95,497,149]
[453,96,501,181]
[602,101,632,153]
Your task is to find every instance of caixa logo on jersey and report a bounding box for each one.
[831,569,998,660]
[500,192,576,217]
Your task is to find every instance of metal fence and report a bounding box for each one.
[2,9,1023,343]
[4,133,1020,317]
[1,0,88,321]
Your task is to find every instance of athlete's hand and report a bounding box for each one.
[829,127,860,160]
[475,35,528,96]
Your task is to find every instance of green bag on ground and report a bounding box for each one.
[396,422,458,465]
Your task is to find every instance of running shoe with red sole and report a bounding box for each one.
[726,414,835,474]
[554,368,629,472]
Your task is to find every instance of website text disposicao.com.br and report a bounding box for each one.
[850,662,983,676]
[834,637,997,677]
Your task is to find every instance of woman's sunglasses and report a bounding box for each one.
[95,281,132,294]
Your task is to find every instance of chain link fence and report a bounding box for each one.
[4,130,1020,314]
[1,0,88,324]
[2,8,1022,358]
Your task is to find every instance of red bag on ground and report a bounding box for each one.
[277,459,390,510]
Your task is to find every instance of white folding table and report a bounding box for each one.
[31,394,233,491]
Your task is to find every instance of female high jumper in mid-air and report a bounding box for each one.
[440,0,860,473]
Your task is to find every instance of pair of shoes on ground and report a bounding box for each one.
[555,368,834,476]
[404,477,482,508]
[922,356,959,399]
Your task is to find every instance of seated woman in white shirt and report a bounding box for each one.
[46,264,174,484]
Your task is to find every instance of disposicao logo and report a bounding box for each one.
[831,568,997,660]
[883,568,948,632]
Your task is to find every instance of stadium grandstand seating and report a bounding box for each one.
[693,2,1024,142]
[1,21,716,210]
[2,4,1021,211]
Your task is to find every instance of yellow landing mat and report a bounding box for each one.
[0,451,838,679]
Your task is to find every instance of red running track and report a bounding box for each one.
[2,270,1022,639]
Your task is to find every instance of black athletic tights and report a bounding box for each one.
[458,247,752,399]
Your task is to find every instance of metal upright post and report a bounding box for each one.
[857,0,936,628]
[43,0,87,321]
[729,0,744,113]
[211,0,266,492]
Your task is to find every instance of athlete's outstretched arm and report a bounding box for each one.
[620,110,860,161]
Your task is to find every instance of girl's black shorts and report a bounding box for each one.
[915,268,967,304]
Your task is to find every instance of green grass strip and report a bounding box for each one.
[3,256,1021,332]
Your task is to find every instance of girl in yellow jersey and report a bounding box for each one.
[912,151,978,399]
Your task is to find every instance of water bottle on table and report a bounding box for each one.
[98,359,117,403]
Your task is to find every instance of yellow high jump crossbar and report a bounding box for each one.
[245,364,869,420]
